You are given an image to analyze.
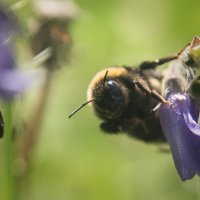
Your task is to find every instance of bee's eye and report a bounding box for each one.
[106,80,121,98]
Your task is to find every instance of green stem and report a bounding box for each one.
[21,70,52,166]
[3,102,17,200]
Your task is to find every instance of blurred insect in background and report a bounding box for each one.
[30,0,79,70]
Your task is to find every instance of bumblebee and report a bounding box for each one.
[69,55,179,142]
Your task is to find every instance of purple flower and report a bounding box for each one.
[0,5,41,99]
[0,5,16,43]
[159,92,200,181]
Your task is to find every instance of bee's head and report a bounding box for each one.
[68,68,129,119]
[90,70,129,120]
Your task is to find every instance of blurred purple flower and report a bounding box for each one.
[0,6,15,43]
[159,92,200,181]
[0,5,41,99]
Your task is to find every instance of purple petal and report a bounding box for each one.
[0,36,40,99]
[0,69,42,99]
[0,5,42,100]
[0,43,41,99]
[0,5,17,71]
[0,44,16,70]
[0,4,17,43]
[159,93,200,181]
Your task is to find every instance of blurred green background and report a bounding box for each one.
[1,0,200,199]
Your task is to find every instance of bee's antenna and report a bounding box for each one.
[102,70,109,90]
[103,70,109,83]
[68,99,96,118]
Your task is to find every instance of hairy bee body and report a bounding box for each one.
[87,66,165,142]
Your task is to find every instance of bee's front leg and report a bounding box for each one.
[133,78,169,104]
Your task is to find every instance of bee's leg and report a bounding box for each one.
[151,103,161,112]
[100,121,120,134]
[134,78,168,104]
[139,42,192,70]
[139,55,177,70]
